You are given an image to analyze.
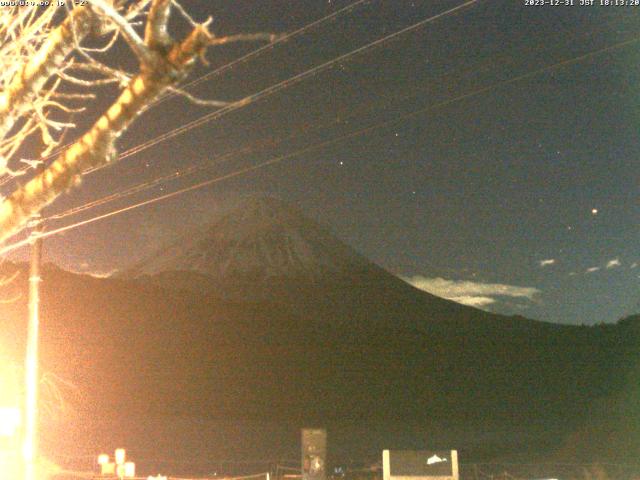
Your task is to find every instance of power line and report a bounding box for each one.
[6,0,475,182]
[83,0,479,174]
[45,148,251,221]
[2,119,423,255]
[8,0,612,188]
[150,0,373,108]
[0,0,479,248]
[8,0,610,197]
[0,0,372,185]
[38,33,640,230]
[1,33,636,256]
[40,15,612,223]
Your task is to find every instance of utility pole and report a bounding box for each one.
[23,216,42,480]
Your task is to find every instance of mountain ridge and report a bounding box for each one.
[119,195,538,323]
[0,196,637,465]
[122,195,370,285]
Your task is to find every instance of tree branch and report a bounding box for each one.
[0,17,213,243]
[208,32,280,47]
[85,0,153,65]
[145,0,172,51]
[0,6,99,142]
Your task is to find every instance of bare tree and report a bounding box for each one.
[0,4,275,478]
[0,0,273,244]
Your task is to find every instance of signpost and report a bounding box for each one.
[301,429,326,480]
[382,450,459,480]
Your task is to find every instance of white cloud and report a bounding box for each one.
[87,269,119,279]
[401,276,540,309]
[586,267,600,273]
[68,267,118,278]
[449,296,496,307]
[539,259,556,267]
[606,258,621,269]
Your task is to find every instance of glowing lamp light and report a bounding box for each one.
[0,454,22,479]
[124,461,136,478]
[0,358,22,438]
[0,407,20,437]
[115,448,126,465]
[101,462,116,475]
[0,357,22,479]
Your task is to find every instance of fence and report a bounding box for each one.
[50,459,640,480]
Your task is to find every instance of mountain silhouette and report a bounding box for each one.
[0,196,637,470]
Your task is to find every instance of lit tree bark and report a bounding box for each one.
[0,0,212,244]
[0,6,99,142]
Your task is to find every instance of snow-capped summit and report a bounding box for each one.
[123,195,372,297]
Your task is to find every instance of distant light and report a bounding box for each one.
[115,448,126,465]
[101,462,116,475]
[0,407,20,437]
[591,208,598,215]
[97,454,110,465]
[124,461,136,478]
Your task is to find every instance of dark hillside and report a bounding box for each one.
[0,262,636,463]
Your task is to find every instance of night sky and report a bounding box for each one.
[6,0,640,325]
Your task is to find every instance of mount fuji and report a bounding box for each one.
[0,195,636,466]
[121,195,470,315]
[127,195,369,280]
